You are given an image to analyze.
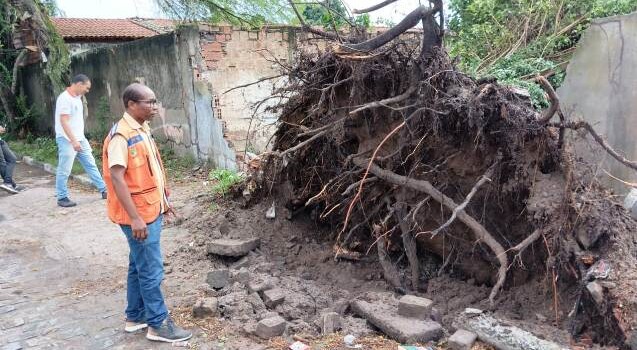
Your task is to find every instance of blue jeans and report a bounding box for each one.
[55,137,106,200]
[0,140,16,185]
[120,215,168,327]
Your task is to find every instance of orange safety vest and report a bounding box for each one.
[102,117,168,225]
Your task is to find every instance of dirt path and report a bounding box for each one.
[0,163,206,350]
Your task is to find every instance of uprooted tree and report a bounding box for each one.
[238,0,637,348]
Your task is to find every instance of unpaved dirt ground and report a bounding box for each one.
[0,161,570,349]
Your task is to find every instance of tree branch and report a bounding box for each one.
[428,163,496,237]
[352,0,398,14]
[342,5,440,52]
[551,120,637,171]
[535,76,560,124]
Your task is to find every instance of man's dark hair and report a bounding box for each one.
[71,74,90,84]
[122,83,146,109]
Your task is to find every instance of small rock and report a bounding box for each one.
[248,279,273,293]
[231,268,250,284]
[192,297,218,318]
[535,313,547,322]
[266,202,276,219]
[232,255,252,269]
[430,307,442,323]
[321,312,342,334]
[262,288,286,308]
[259,311,280,321]
[206,269,230,289]
[165,266,173,274]
[448,329,477,350]
[256,316,287,338]
[207,238,260,257]
[398,295,433,319]
[587,281,604,305]
[464,308,483,315]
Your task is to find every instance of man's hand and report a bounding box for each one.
[0,126,5,134]
[72,140,82,152]
[164,207,183,225]
[131,217,148,241]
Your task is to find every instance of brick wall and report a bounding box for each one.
[197,24,422,154]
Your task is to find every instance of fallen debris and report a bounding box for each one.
[398,295,433,319]
[453,309,566,350]
[350,300,442,343]
[207,238,260,257]
[256,315,287,339]
[192,297,218,318]
[448,329,478,350]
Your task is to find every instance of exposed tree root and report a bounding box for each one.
[248,11,637,348]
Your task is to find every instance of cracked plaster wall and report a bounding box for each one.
[558,12,637,195]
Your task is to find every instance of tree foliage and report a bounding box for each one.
[447,0,637,107]
[0,0,69,134]
[156,0,293,26]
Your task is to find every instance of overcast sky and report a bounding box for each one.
[55,0,428,25]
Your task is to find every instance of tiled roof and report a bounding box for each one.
[52,18,175,41]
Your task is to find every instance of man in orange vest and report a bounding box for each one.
[102,83,191,343]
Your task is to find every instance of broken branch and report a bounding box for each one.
[352,0,398,14]
[427,162,497,237]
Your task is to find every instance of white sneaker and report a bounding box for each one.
[124,320,148,333]
[0,183,18,194]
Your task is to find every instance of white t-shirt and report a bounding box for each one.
[54,90,85,141]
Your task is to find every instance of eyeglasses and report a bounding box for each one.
[135,99,158,106]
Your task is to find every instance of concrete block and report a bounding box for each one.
[192,297,218,318]
[206,269,229,289]
[321,312,342,334]
[256,316,286,338]
[248,279,272,293]
[351,300,442,343]
[262,288,285,308]
[207,238,260,257]
[448,329,478,350]
[398,295,433,319]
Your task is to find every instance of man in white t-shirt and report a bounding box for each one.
[55,74,107,207]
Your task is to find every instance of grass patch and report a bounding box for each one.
[9,137,91,174]
[11,136,199,178]
[208,168,243,196]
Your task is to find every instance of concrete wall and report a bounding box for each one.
[67,42,118,56]
[70,25,235,169]
[19,64,56,134]
[558,12,637,195]
[198,25,422,153]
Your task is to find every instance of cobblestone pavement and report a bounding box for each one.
[0,163,191,350]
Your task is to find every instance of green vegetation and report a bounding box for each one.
[10,137,86,174]
[447,0,637,108]
[0,0,69,134]
[299,0,370,29]
[157,0,292,27]
[159,144,198,179]
[208,168,243,196]
[11,136,198,178]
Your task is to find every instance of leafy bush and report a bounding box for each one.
[208,168,243,196]
[447,0,637,108]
